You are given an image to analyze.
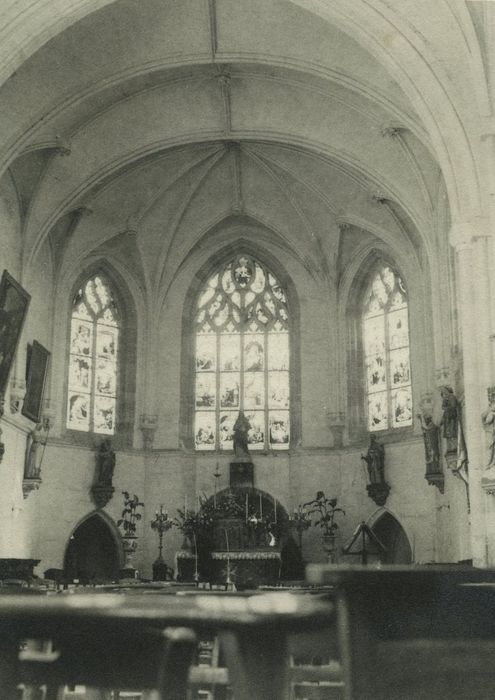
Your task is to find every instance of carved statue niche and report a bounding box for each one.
[361,435,390,506]
[91,438,116,508]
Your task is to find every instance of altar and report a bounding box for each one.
[210,550,281,589]
[175,477,291,587]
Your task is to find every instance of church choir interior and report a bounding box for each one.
[1,0,495,698]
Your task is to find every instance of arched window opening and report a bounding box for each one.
[363,264,412,431]
[194,255,290,451]
[67,274,119,434]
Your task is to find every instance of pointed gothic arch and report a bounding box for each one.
[367,509,413,564]
[61,260,138,446]
[180,240,301,450]
[63,510,123,583]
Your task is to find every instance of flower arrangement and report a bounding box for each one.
[302,491,345,536]
[117,491,144,538]
[215,490,245,519]
[174,494,217,541]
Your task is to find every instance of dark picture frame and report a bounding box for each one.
[22,340,50,423]
[0,270,31,395]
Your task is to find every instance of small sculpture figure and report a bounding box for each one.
[482,393,495,468]
[361,435,385,484]
[24,418,50,479]
[96,438,115,486]
[417,412,441,474]
[439,386,459,441]
[233,410,251,459]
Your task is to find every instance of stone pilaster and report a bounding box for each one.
[449,223,492,565]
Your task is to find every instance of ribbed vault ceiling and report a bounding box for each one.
[1,0,447,293]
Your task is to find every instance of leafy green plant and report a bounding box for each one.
[303,491,345,535]
[117,491,144,537]
[174,494,217,540]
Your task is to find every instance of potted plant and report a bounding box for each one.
[117,491,144,570]
[303,491,345,562]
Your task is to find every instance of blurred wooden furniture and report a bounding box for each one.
[307,565,495,700]
[0,591,335,700]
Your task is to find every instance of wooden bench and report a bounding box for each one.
[0,591,335,700]
[306,565,495,700]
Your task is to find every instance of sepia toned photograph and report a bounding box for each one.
[0,1,494,698]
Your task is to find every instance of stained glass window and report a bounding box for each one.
[363,265,412,431]
[67,275,119,434]
[194,256,290,451]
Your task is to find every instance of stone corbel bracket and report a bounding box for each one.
[328,411,345,448]
[482,464,495,498]
[23,477,42,499]
[425,472,444,494]
[139,413,158,451]
[366,482,390,507]
[91,483,115,509]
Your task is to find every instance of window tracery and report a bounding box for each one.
[194,255,290,451]
[67,274,119,434]
[363,264,412,431]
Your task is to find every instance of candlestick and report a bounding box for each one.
[259,493,263,517]
[193,533,199,583]
[274,497,277,523]
[213,462,221,509]
[150,505,173,581]
[245,492,248,523]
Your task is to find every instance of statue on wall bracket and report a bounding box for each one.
[23,417,50,498]
[417,394,444,493]
[361,434,390,506]
[233,410,251,461]
[0,392,5,464]
[481,387,495,499]
[439,385,469,509]
[482,387,495,469]
[91,438,115,508]
[230,410,254,487]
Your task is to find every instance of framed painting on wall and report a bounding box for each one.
[0,270,31,395]
[22,341,50,423]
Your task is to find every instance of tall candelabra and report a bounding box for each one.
[150,505,173,581]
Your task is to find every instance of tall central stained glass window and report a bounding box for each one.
[363,264,412,431]
[67,275,119,435]
[194,255,290,451]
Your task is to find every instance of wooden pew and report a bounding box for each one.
[306,565,495,700]
[0,591,335,700]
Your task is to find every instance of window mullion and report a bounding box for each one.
[384,308,392,429]
[264,325,269,450]
[90,312,98,432]
[216,332,220,451]
[240,294,245,414]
